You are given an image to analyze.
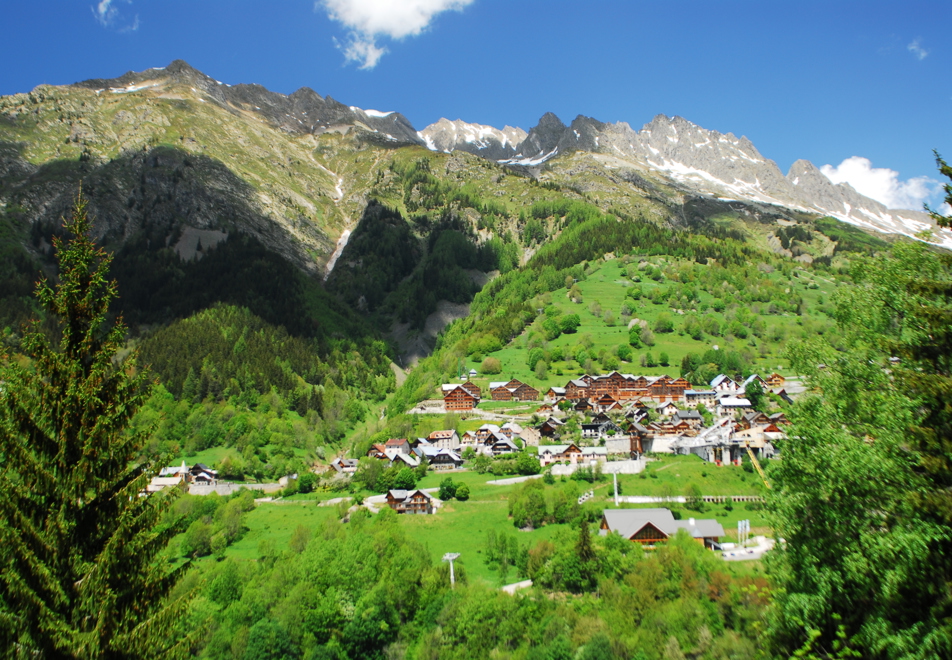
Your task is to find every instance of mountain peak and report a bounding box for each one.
[419,118,526,159]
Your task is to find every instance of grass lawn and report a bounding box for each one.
[616,454,769,498]
[214,462,770,579]
[226,503,340,560]
[456,255,841,396]
[401,470,577,586]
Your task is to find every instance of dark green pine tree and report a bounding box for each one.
[0,190,194,657]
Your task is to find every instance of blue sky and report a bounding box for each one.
[3,0,950,210]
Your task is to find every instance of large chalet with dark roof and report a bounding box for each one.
[489,379,540,402]
[442,383,480,411]
[560,372,692,403]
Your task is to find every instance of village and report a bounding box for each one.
[437,370,790,469]
[149,369,787,558]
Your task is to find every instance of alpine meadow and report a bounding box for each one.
[0,57,950,660]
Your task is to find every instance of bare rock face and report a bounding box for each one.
[419,118,526,160]
[509,112,567,162]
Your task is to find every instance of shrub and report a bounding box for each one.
[454,483,470,501]
[481,357,502,374]
[438,477,457,501]
[297,472,316,494]
[654,313,674,333]
[628,326,643,348]
[640,327,656,346]
[393,467,417,490]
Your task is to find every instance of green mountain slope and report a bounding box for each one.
[0,62,900,461]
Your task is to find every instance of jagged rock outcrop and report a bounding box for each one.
[504,112,566,163]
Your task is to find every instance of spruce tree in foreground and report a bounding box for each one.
[0,191,191,658]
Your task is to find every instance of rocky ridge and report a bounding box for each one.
[420,111,950,248]
[75,60,422,145]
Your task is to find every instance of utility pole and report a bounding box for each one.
[613,472,619,506]
[443,552,460,588]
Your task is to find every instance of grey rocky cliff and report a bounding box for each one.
[511,112,567,161]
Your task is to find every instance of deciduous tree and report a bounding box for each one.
[768,240,952,657]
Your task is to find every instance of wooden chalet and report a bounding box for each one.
[330,457,359,474]
[489,379,540,402]
[537,417,565,438]
[460,380,482,399]
[769,412,790,425]
[673,410,703,429]
[476,424,501,442]
[538,443,582,466]
[545,386,566,401]
[565,379,592,401]
[622,375,651,399]
[646,376,691,402]
[766,373,786,389]
[574,398,594,413]
[711,374,740,394]
[367,443,388,459]
[499,422,523,439]
[581,419,623,440]
[511,381,540,401]
[386,489,435,515]
[417,447,463,470]
[489,381,515,401]
[594,394,619,412]
[600,508,724,549]
[181,463,218,484]
[442,384,479,411]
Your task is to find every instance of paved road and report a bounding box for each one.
[501,579,533,594]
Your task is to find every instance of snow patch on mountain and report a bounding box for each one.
[419,118,527,160]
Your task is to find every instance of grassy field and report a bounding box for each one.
[617,454,769,498]
[212,454,773,584]
[456,256,839,397]
[226,503,340,560]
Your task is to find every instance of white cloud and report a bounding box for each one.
[92,0,138,31]
[318,0,474,69]
[92,0,118,26]
[334,35,387,70]
[821,156,940,211]
[908,38,928,60]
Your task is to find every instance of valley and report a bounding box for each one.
[2,60,950,659]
